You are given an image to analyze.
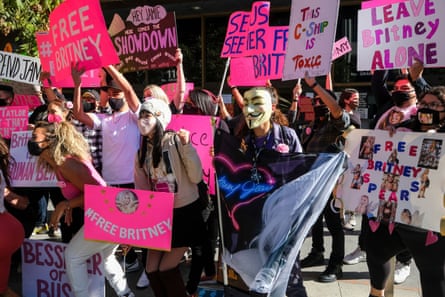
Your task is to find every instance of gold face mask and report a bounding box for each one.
[242,89,273,129]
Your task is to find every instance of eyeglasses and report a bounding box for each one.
[418,102,445,110]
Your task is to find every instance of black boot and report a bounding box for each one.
[317,265,343,283]
[301,251,324,268]
[147,271,167,297]
[159,267,188,297]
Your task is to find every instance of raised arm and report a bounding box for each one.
[173,48,186,112]
[304,73,343,119]
[104,65,140,113]
[71,63,94,128]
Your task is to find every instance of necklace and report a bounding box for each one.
[250,129,272,183]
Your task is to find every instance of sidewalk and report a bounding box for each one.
[10,215,421,297]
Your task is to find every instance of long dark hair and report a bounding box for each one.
[138,118,165,169]
[0,136,11,187]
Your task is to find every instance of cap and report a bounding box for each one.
[140,98,172,130]
[82,89,100,101]
[100,80,122,92]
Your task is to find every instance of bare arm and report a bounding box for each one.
[173,48,186,112]
[104,65,140,113]
[71,63,94,128]
[304,73,343,119]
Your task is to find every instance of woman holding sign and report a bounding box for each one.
[366,86,445,297]
[28,121,134,297]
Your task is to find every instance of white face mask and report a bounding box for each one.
[137,117,157,136]
[242,90,272,129]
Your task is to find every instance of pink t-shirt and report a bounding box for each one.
[56,157,106,200]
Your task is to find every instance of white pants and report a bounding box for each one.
[65,226,131,297]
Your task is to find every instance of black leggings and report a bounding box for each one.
[365,220,445,297]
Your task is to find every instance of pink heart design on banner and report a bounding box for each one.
[369,220,380,232]
[425,230,438,246]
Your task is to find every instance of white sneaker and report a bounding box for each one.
[120,258,141,273]
[136,271,150,289]
[394,261,411,284]
[348,215,357,226]
[343,247,366,265]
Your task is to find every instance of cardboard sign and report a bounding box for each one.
[342,129,445,233]
[283,0,340,80]
[0,106,28,139]
[0,51,41,85]
[21,239,105,297]
[110,5,178,72]
[357,0,445,70]
[332,37,352,61]
[9,131,58,187]
[160,82,194,102]
[84,185,174,251]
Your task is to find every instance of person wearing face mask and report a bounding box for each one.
[299,74,350,283]
[365,86,445,297]
[27,121,135,297]
[134,99,205,297]
[71,63,143,273]
[0,85,14,107]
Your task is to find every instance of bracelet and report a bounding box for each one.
[309,81,318,88]
[293,99,299,102]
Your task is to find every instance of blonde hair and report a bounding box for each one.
[143,84,169,104]
[34,121,91,169]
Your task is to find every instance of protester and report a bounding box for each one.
[0,135,24,297]
[134,99,205,297]
[218,87,307,296]
[299,74,350,283]
[366,85,445,297]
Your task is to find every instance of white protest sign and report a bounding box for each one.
[283,0,340,80]
[0,51,41,85]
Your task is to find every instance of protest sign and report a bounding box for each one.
[166,114,216,194]
[229,57,268,86]
[342,129,445,233]
[0,106,28,139]
[110,5,178,72]
[332,37,352,61]
[160,82,194,102]
[84,185,174,250]
[220,2,289,81]
[0,51,41,85]
[357,0,445,70]
[9,131,57,187]
[36,0,119,83]
[283,0,340,80]
[22,239,104,297]
[0,79,43,109]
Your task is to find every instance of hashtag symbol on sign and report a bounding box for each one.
[39,41,53,58]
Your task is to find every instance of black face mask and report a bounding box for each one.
[392,91,412,106]
[417,108,440,125]
[83,102,96,112]
[313,105,329,118]
[183,102,202,115]
[108,98,124,111]
[0,100,8,107]
[27,140,46,156]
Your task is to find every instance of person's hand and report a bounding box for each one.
[227,75,234,88]
[40,71,51,83]
[388,126,397,138]
[409,58,424,81]
[175,48,183,66]
[265,79,273,88]
[50,200,71,229]
[4,189,29,210]
[71,62,85,87]
[177,128,190,145]
[304,72,316,88]
[120,244,132,255]
[293,82,303,97]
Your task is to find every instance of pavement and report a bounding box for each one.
[9,215,422,297]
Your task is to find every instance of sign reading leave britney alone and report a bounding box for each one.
[342,129,445,233]
[22,239,104,297]
[36,0,119,83]
[110,5,178,73]
[220,1,289,80]
[357,0,445,70]
[84,185,174,251]
[166,114,216,194]
[9,131,57,187]
[282,0,339,80]
[0,51,41,85]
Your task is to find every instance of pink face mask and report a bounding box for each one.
[47,113,63,123]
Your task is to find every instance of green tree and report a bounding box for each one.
[0,0,62,56]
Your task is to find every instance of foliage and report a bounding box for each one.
[0,0,62,56]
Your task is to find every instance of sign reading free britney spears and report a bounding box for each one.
[84,185,174,250]
[341,129,445,233]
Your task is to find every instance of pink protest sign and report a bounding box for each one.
[362,0,407,9]
[160,82,194,102]
[36,0,119,83]
[41,68,101,88]
[0,106,28,139]
[166,115,216,194]
[11,95,43,110]
[84,185,174,251]
[332,37,352,61]
[230,57,267,86]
